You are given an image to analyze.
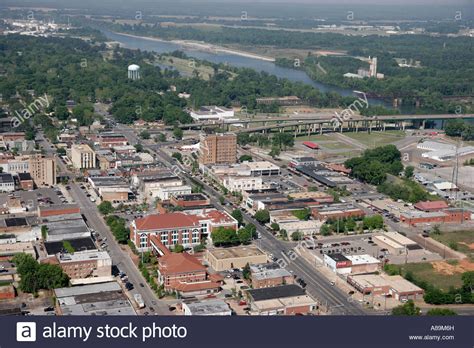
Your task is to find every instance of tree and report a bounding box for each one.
[291,231,303,241]
[173,244,185,253]
[239,155,253,162]
[231,209,244,226]
[404,165,415,179]
[392,300,421,316]
[212,227,239,247]
[57,147,66,156]
[254,209,270,224]
[156,133,167,142]
[173,126,183,140]
[134,143,144,152]
[268,146,281,158]
[426,308,457,316]
[41,225,48,240]
[140,130,150,139]
[242,263,251,280]
[172,152,183,163]
[12,253,69,293]
[270,222,280,231]
[320,224,332,236]
[98,201,114,215]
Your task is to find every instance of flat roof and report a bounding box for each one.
[44,237,97,255]
[248,284,306,302]
[58,250,111,263]
[346,254,380,265]
[207,245,266,260]
[184,299,231,315]
[326,253,350,262]
[381,232,417,246]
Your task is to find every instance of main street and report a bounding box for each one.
[37,132,168,315]
[116,123,370,315]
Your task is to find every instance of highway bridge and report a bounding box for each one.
[155,113,474,135]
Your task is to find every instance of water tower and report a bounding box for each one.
[127,64,140,80]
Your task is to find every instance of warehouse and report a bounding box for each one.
[347,274,424,301]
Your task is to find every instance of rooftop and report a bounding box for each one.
[326,253,350,262]
[207,245,266,260]
[184,299,231,315]
[248,284,306,302]
[0,173,14,184]
[250,263,292,281]
[414,200,449,211]
[158,252,206,275]
[44,237,97,255]
[346,254,380,265]
[134,213,200,231]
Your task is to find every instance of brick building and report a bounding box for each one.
[130,213,202,251]
[400,208,471,226]
[151,236,221,297]
[18,173,34,190]
[250,263,294,289]
[38,204,81,218]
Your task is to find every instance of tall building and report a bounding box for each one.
[71,144,96,169]
[199,132,237,166]
[29,154,57,186]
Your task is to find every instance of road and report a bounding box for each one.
[37,131,168,315]
[115,124,370,315]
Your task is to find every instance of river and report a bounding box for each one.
[102,30,394,108]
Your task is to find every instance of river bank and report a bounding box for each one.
[110,31,276,62]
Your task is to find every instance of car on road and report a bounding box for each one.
[90,197,96,202]
[139,283,145,288]
[125,282,134,290]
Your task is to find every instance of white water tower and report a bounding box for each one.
[128,64,140,80]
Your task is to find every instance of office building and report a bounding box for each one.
[29,154,57,186]
[199,132,237,165]
[71,144,96,169]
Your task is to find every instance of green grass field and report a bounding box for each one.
[391,263,464,291]
[344,130,406,148]
[432,230,474,261]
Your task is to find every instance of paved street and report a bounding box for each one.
[116,124,370,315]
[37,131,168,315]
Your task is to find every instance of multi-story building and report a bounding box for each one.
[54,250,112,280]
[130,212,202,251]
[0,173,15,192]
[29,154,56,186]
[97,133,128,148]
[151,237,221,297]
[0,155,29,174]
[71,144,96,169]
[199,132,237,166]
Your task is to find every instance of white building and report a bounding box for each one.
[155,184,192,200]
[182,299,232,316]
[189,106,234,122]
[0,173,15,192]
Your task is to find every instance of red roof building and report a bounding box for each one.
[150,236,221,297]
[414,200,449,212]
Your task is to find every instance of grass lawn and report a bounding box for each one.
[296,134,333,142]
[391,263,464,291]
[345,130,406,148]
[432,230,474,260]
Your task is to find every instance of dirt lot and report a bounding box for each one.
[431,259,474,276]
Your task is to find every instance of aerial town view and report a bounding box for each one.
[0,0,472,346]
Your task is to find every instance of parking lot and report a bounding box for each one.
[308,234,389,261]
[0,187,66,213]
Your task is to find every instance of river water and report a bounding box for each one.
[103,30,393,108]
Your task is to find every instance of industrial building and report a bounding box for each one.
[347,274,424,301]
